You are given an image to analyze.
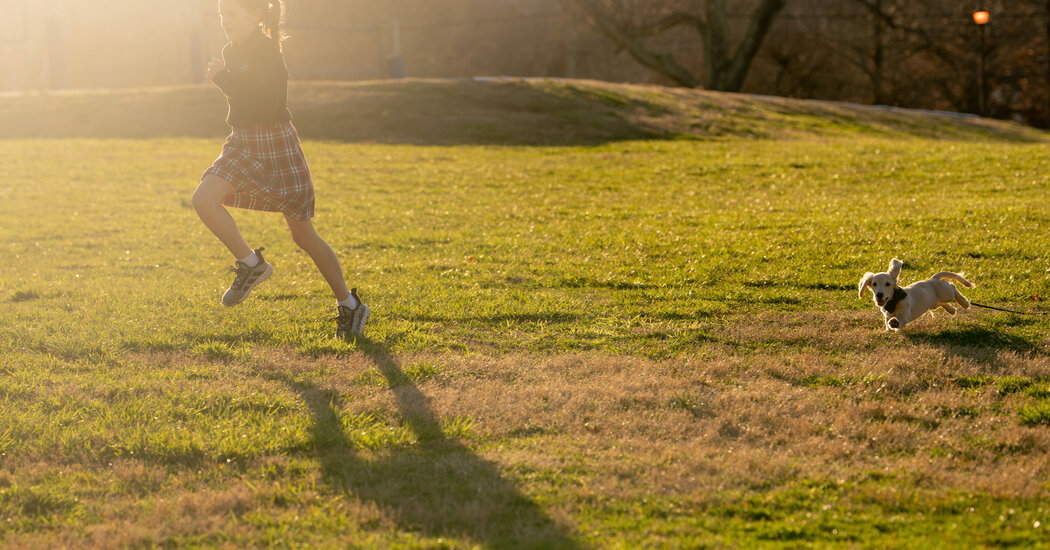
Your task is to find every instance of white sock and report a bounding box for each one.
[338,295,359,310]
[238,251,260,268]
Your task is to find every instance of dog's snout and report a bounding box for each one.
[875,292,884,300]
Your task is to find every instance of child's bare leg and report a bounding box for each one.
[193,175,253,259]
[285,215,351,302]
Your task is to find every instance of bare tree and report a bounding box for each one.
[558,0,787,91]
[852,0,968,101]
[764,0,993,114]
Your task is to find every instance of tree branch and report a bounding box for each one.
[561,0,785,92]
[560,0,701,87]
[650,11,707,36]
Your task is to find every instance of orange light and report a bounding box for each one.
[973,10,990,25]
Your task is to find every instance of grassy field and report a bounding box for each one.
[2,80,1050,548]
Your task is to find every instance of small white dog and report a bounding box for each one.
[858,258,975,331]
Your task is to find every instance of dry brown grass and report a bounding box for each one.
[403,350,1049,496]
[3,335,1049,547]
[251,335,1050,504]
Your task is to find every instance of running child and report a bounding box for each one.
[192,0,368,338]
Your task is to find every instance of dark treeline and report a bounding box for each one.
[552,0,1048,125]
[14,0,1047,125]
[292,0,1048,126]
[755,0,1048,125]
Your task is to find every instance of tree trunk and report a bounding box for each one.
[871,0,886,104]
[712,0,786,91]
[1046,0,1050,123]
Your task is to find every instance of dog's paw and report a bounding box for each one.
[888,317,900,329]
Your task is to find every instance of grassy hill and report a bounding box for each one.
[2,78,1047,144]
[2,80,1050,548]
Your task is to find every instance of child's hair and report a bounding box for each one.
[240,0,287,51]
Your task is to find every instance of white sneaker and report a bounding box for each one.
[334,288,370,338]
[222,247,273,306]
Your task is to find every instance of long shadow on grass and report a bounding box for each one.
[272,338,583,549]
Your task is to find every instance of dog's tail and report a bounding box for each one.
[932,272,975,288]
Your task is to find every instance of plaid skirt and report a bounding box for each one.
[202,121,315,220]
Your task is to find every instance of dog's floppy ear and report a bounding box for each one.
[888,258,903,284]
[858,272,875,298]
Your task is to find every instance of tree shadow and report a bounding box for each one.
[267,337,584,549]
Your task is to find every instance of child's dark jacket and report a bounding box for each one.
[213,29,292,127]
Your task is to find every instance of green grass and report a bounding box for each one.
[1,81,1050,548]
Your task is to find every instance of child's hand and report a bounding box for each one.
[206,57,226,81]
